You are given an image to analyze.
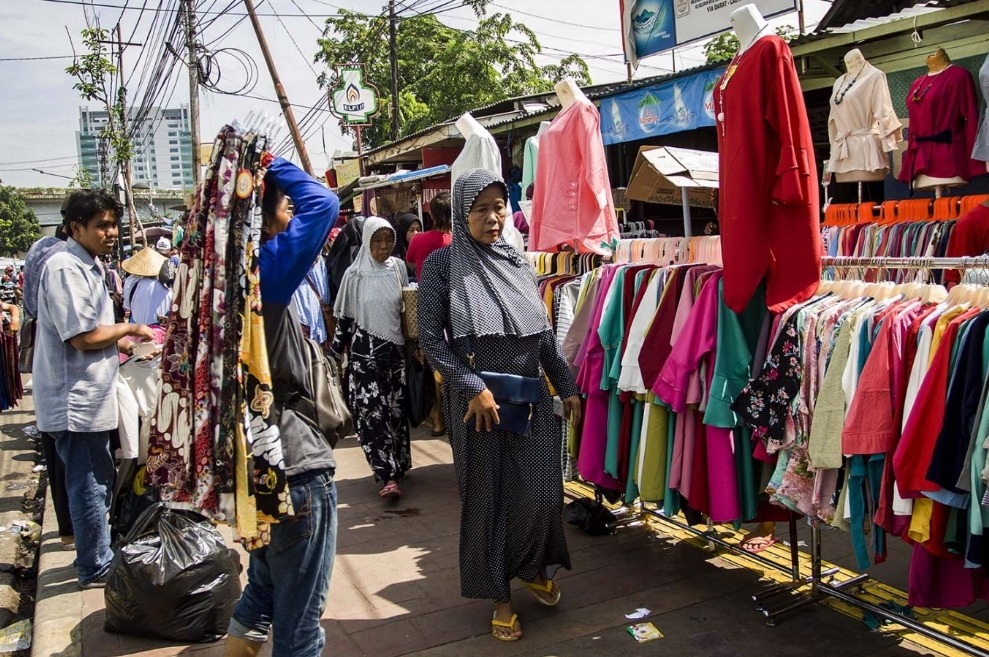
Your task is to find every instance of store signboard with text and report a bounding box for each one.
[599,67,723,146]
[328,66,379,126]
[620,0,796,68]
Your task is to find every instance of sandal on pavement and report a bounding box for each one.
[741,535,779,554]
[491,613,522,642]
[379,483,402,499]
[522,578,561,606]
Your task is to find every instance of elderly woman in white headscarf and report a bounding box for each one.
[331,216,411,499]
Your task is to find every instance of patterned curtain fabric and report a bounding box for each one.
[148,126,291,548]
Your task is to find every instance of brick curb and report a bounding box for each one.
[31,483,82,657]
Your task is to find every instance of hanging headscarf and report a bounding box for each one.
[448,169,549,339]
[334,216,407,345]
[394,213,421,260]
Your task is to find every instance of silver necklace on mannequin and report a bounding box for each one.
[717,24,770,130]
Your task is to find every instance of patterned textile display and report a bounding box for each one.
[0,331,22,412]
[148,126,291,548]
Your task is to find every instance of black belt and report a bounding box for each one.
[915,129,952,144]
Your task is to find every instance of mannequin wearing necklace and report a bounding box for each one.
[713,2,821,314]
[827,48,901,183]
[899,47,982,193]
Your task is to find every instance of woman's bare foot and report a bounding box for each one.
[491,601,522,641]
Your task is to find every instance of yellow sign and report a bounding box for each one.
[336,159,361,189]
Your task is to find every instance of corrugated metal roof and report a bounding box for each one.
[816,0,978,31]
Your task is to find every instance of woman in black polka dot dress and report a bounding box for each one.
[417,169,582,642]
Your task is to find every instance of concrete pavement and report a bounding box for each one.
[26,414,961,657]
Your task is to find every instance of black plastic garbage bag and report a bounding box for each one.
[104,504,242,643]
[564,498,618,536]
[404,349,435,429]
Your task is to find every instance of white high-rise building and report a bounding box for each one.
[77,105,194,190]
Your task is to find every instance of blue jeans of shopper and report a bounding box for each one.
[228,471,337,657]
[52,431,115,585]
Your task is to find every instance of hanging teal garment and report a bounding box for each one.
[625,397,644,502]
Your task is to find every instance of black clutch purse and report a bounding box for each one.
[464,336,541,437]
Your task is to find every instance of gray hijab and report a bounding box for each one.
[448,169,549,339]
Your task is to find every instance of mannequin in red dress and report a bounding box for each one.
[714,4,822,315]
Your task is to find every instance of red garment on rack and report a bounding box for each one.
[898,65,983,185]
[714,35,822,314]
[894,308,979,494]
[944,204,989,287]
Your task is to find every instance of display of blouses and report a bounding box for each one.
[148,126,291,549]
[529,97,620,255]
[821,219,956,284]
[973,54,989,163]
[714,35,823,314]
[827,63,902,177]
[549,231,989,609]
[898,64,984,184]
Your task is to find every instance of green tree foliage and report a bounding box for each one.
[66,28,134,180]
[703,25,797,64]
[0,184,42,256]
[316,6,591,148]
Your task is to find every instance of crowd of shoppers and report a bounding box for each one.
[7,161,581,654]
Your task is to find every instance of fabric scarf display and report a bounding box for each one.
[148,126,291,549]
[0,331,22,412]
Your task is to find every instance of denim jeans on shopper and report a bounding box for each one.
[228,470,337,657]
[52,430,115,584]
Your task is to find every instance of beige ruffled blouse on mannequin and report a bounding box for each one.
[827,63,902,176]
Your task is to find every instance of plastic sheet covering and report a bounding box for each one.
[104,505,242,642]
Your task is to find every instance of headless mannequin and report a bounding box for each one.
[730,4,770,55]
[835,49,887,183]
[914,48,966,192]
[456,112,484,139]
[555,78,589,109]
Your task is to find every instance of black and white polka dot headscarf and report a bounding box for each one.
[449,169,549,339]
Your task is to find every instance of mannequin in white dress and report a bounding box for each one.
[828,48,901,184]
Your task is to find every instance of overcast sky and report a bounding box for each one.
[0,0,829,188]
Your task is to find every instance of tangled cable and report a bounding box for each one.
[196,45,260,97]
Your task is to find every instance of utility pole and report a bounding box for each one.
[115,23,141,251]
[183,0,202,187]
[388,0,399,141]
[243,0,313,174]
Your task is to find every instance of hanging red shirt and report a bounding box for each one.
[714,35,822,314]
[944,204,989,287]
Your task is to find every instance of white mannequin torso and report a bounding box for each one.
[730,4,769,55]
[555,78,589,109]
[833,49,887,183]
[456,112,484,139]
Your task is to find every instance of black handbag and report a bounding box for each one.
[464,336,541,437]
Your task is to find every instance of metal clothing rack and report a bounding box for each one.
[562,254,989,655]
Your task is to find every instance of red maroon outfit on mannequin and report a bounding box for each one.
[714,35,823,314]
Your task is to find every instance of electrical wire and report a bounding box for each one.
[29,0,346,17]
[488,2,618,31]
[269,3,319,77]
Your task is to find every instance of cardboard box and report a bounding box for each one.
[625,145,719,209]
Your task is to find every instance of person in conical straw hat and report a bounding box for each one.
[121,247,172,326]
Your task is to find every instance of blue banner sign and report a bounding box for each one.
[599,68,725,146]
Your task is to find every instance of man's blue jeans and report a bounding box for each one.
[228,471,337,657]
[52,430,115,585]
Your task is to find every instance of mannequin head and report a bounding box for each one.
[730,4,768,51]
[844,49,867,76]
[555,78,589,109]
[456,112,484,139]
[926,47,951,73]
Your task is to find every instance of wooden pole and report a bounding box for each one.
[243,0,313,174]
[388,0,400,141]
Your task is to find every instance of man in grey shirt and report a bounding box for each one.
[34,189,154,588]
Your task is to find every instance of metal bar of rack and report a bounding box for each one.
[822,255,989,269]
